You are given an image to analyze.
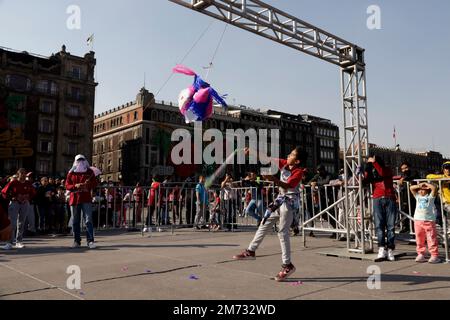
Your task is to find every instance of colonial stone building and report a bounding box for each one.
[93,88,341,185]
[0,45,97,177]
[369,144,446,177]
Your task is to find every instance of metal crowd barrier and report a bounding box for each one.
[298,179,449,263]
[90,183,210,234]
[229,182,277,230]
[299,184,364,248]
[75,178,450,262]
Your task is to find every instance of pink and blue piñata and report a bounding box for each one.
[172,65,227,123]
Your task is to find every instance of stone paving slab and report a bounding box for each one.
[0,229,449,300]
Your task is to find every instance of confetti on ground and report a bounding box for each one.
[289,281,303,286]
[189,274,199,280]
[412,271,421,275]
[121,266,128,272]
[79,291,85,296]
[145,269,152,273]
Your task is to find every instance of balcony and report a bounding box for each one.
[35,87,59,97]
[63,132,85,138]
[66,71,87,81]
[65,93,86,103]
[38,128,54,135]
[65,111,84,119]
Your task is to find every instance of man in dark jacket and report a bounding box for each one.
[394,161,418,234]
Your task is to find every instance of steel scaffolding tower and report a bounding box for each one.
[169,0,372,254]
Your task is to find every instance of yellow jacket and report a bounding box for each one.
[426,174,450,204]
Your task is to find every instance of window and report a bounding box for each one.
[39,119,53,133]
[50,82,58,95]
[146,128,150,144]
[36,80,58,95]
[134,111,138,120]
[68,142,78,155]
[40,140,52,153]
[67,105,81,117]
[40,101,54,113]
[71,87,81,98]
[38,160,51,174]
[72,66,81,79]
[5,74,31,91]
[69,122,79,135]
[36,80,49,93]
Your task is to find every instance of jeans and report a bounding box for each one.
[373,198,397,250]
[38,205,52,231]
[245,200,263,222]
[71,203,94,244]
[8,201,31,244]
[248,201,294,265]
[194,203,206,226]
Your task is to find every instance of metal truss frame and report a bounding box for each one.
[169,0,371,254]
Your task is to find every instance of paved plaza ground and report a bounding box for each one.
[1,228,449,300]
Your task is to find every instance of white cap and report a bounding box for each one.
[75,154,86,161]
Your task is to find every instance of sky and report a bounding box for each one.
[1,0,449,157]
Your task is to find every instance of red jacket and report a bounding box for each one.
[1,180,36,203]
[365,162,396,200]
[147,182,161,206]
[65,169,98,206]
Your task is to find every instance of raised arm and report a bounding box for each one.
[409,184,421,197]
[424,183,437,197]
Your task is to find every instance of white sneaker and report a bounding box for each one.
[14,242,25,249]
[387,249,395,261]
[143,227,148,233]
[71,242,81,249]
[1,243,13,250]
[415,254,427,263]
[428,256,441,264]
[377,247,387,259]
[88,242,96,249]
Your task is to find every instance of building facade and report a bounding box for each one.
[93,88,341,185]
[301,114,340,176]
[368,144,445,177]
[0,45,97,177]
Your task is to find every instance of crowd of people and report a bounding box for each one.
[0,151,449,278]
